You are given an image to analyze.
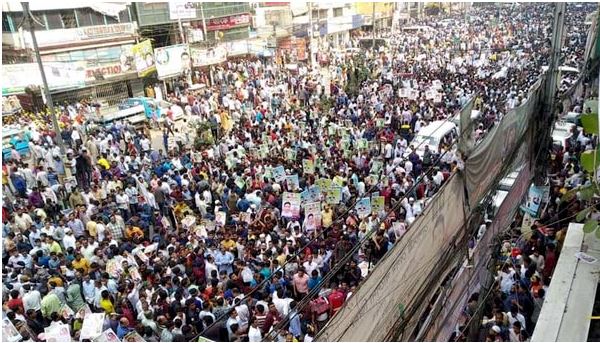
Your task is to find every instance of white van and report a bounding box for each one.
[404,120,458,157]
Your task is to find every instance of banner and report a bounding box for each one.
[465,79,542,208]
[457,96,476,157]
[93,329,120,342]
[80,312,105,340]
[273,166,286,182]
[303,159,315,174]
[2,62,86,95]
[317,174,467,342]
[3,318,21,342]
[304,201,322,232]
[520,185,547,217]
[154,44,191,79]
[371,196,385,214]
[190,46,227,67]
[133,40,156,77]
[326,186,342,204]
[422,158,531,341]
[169,1,196,20]
[285,174,300,190]
[282,192,301,218]
[44,323,71,342]
[355,197,372,219]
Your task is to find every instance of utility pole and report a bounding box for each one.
[371,2,376,51]
[308,2,315,68]
[200,2,207,43]
[21,2,66,158]
[533,2,565,185]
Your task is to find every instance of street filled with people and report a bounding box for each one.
[2,3,598,342]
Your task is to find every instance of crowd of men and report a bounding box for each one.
[2,3,597,342]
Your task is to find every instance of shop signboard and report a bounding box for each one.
[206,13,251,31]
[154,44,191,79]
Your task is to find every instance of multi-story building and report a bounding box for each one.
[2,2,144,111]
[131,2,253,47]
[354,2,395,34]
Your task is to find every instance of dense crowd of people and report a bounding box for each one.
[2,3,597,342]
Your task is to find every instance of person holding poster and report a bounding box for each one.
[282,192,301,218]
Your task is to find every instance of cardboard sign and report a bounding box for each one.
[355,198,372,219]
[282,192,301,218]
[80,313,105,340]
[303,159,315,174]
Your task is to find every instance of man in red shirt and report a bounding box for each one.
[328,284,346,316]
[5,290,24,312]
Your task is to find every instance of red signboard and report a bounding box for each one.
[206,13,251,31]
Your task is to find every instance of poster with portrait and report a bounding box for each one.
[3,318,21,342]
[398,88,409,98]
[273,166,286,182]
[215,211,226,227]
[521,185,545,217]
[325,186,342,204]
[357,139,368,149]
[370,160,384,175]
[259,144,269,159]
[286,174,300,190]
[433,92,443,103]
[285,148,297,161]
[408,89,419,100]
[44,324,71,342]
[282,192,301,218]
[371,196,385,214]
[234,177,246,190]
[132,40,156,77]
[307,185,322,203]
[154,44,191,79]
[304,202,322,231]
[93,329,120,342]
[355,197,372,219]
[80,313,106,340]
[315,178,332,190]
[123,331,146,342]
[303,159,315,174]
[300,190,310,205]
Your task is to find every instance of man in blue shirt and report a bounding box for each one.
[214,245,234,275]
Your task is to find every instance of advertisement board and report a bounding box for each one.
[154,44,191,79]
[2,62,86,95]
[169,1,196,20]
[206,13,251,31]
[190,46,227,67]
[133,39,156,77]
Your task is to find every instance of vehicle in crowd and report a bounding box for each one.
[552,121,582,149]
[405,120,458,157]
[119,97,184,122]
[450,109,482,133]
[2,127,30,160]
[100,105,147,127]
[561,111,583,126]
[402,25,436,33]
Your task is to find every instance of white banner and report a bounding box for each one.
[169,1,196,20]
[190,46,227,67]
[154,44,191,79]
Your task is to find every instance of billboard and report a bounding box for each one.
[169,1,196,20]
[133,40,156,77]
[154,44,191,79]
[2,62,86,95]
[190,46,227,67]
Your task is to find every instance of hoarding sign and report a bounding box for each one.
[133,40,156,77]
[154,44,191,79]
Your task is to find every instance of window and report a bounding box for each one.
[69,50,85,62]
[9,12,23,31]
[75,9,92,27]
[118,8,131,23]
[45,11,63,30]
[90,11,105,26]
[29,12,46,30]
[2,12,12,32]
[333,8,343,17]
[54,53,71,62]
[106,15,118,25]
[97,47,122,62]
[83,49,99,66]
[60,10,76,28]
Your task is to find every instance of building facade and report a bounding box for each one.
[2,2,144,111]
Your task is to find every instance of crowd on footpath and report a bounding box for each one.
[2,3,597,342]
